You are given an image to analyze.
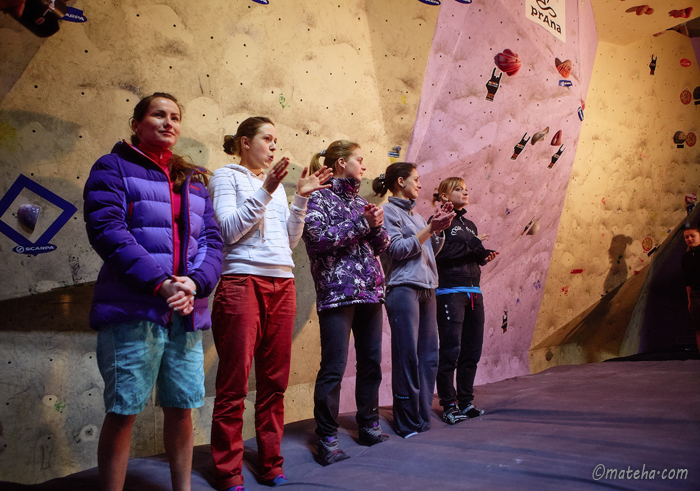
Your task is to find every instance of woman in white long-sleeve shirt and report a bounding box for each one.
[208,116,332,491]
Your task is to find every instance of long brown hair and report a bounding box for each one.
[310,140,360,174]
[130,92,209,192]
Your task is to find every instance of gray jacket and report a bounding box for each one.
[382,196,444,289]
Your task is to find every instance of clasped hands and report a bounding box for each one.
[159,276,197,315]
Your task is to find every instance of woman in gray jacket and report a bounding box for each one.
[372,162,454,438]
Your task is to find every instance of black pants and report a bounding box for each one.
[314,303,383,437]
[386,286,438,436]
[436,292,484,408]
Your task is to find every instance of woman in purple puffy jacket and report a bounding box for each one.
[302,140,391,465]
[84,93,223,491]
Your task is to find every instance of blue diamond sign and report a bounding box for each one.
[0,174,77,256]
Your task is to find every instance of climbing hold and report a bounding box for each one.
[555,58,572,78]
[18,204,40,232]
[495,49,521,76]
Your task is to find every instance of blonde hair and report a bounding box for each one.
[432,177,466,203]
[310,140,360,174]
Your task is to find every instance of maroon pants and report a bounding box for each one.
[210,275,295,489]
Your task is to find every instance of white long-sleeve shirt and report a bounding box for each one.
[208,163,308,278]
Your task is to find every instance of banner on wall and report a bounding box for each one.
[526,0,566,42]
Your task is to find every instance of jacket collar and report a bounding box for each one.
[137,142,173,168]
[113,140,172,169]
[388,196,416,211]
[331,177,361,199]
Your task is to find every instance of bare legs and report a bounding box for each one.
[98,413,136,491]
[163,408,193,491]
[98,409,193,491]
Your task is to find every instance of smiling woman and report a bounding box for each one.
[83,92,223,491]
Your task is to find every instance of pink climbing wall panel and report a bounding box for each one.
[406,0,598,384]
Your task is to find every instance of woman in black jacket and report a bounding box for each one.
[432,177,498,425]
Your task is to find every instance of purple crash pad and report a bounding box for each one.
[3,360,699,490]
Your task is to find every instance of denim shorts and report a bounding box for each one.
[96,315,204,415]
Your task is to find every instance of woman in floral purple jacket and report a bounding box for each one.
[302,140,391,466]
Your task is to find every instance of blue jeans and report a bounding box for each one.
[97,315,204,414]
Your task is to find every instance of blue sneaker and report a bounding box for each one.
[270,473,288,486]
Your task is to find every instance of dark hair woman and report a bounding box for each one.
[208,117,332,490]
[373,163,453,438]
[83,92,223,491]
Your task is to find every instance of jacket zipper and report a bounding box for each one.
[126,202,134,230]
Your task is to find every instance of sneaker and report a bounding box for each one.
[269,473,288,486]
[461,403,485,419]
[442,404,467,425]
[224,486,248,491]
[316,436,350,466]
[402,431,419,439]
[358,422,389,446]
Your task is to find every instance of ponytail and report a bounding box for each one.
[310,140,359,175]
[374,162,416,197]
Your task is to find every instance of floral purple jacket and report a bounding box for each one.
[302,177,390,311]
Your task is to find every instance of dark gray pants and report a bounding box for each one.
[436,292,484,408]
[386,286,438,436]
[314,303,384,437]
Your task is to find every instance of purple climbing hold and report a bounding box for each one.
[18,204,40,232]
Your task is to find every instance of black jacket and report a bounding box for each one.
[434,209,493,289]
[682,246,700,291]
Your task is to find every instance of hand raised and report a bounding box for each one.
[297,166,333,197]
[430,205,455,234]
[477,233,490,241]
[261,157,290,194]
[363,203,384,228]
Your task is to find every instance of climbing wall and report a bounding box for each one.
[0,0,439,482]
[406,0,598,385]
[531,30,700,370]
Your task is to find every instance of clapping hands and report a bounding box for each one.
[430,202,455,234]
[297,166,333,197]
[261,157,290,194]
[363,203,384,228]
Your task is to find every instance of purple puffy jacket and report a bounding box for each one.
[83,141,223,331]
